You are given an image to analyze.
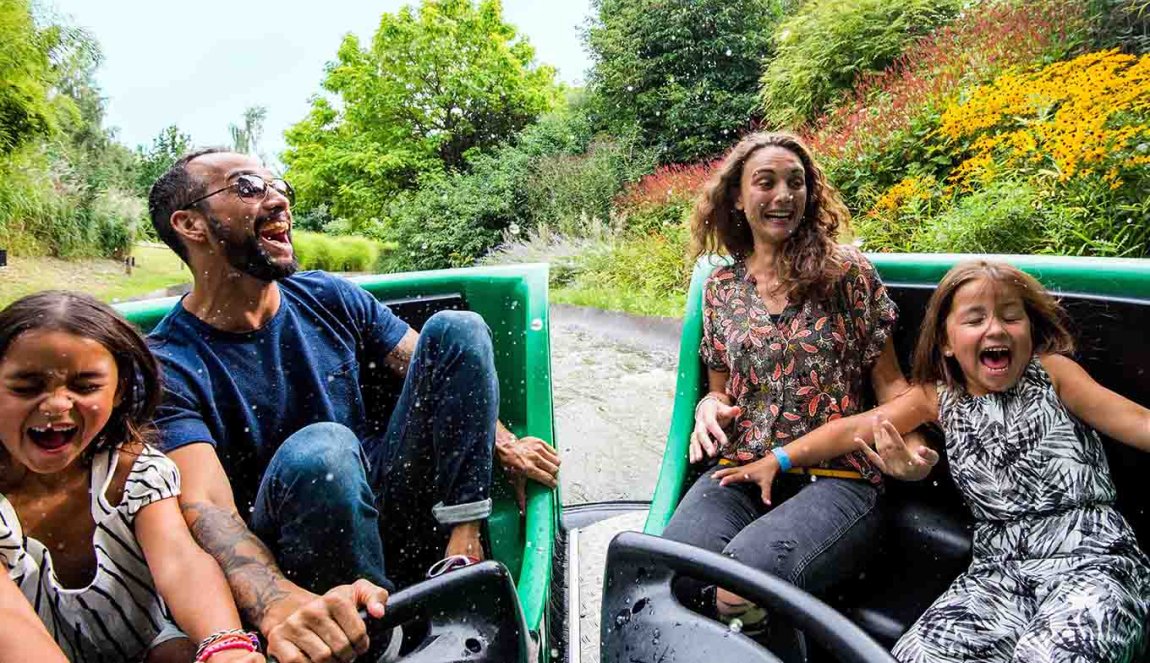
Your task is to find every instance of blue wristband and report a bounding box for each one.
[771,447,793,472]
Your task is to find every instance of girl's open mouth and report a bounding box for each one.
[27,424,78,450]
[979,346,1012,373]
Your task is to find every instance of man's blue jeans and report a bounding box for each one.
[249,311,498,592]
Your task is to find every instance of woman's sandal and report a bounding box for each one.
[425,554,482,579]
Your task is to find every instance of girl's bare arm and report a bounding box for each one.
[0,573,67,663]
[1042,354,1150,452]
[781,383,938,469]
[134,496,255,650]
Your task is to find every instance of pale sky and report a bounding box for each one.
[43,0,594,162]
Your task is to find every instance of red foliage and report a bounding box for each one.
[616,160,720,211]
[802,0,1089,162]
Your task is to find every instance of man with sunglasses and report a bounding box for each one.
[144,148,560,663]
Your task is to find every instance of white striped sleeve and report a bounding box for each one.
[0,499,25,578]
[122,446,181,518]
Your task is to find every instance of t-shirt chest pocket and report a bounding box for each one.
[324,359,362,407]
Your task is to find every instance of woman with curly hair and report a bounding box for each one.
[661,132,933,658]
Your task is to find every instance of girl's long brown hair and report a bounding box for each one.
[690,132,850,300]
[0,291,161,461]
[911,261,1076,389]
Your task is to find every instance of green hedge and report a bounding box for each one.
[292,231,386,272]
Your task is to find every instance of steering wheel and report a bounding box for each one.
[357,560,530,663]
[600,532,897,663]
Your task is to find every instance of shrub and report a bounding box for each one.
[804,0,1092,209]
[570,222,691,302]
[1041,170,1150,256]
[759,0,962,129]
[1089,0,1150,54]
[0,148,140,259]
[854,174,947,252]
[481,224,615,287]
[377,104,656,272]
[614,160,715,234]
[293,231,384,272]
[913,180,1048,254]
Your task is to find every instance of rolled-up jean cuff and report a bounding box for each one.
[433,498,492,524]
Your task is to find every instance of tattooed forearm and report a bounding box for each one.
[383,329,418,378]
[180,501,293,627]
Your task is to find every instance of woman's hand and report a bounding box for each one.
[855,417,938,481]
[712,454,781,506]
[690,394,742,463]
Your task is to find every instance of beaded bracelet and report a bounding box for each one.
[195,630,260,662]
[196,638,257,662]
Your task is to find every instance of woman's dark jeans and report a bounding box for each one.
[662,466,884,660]
[250,310,498,592]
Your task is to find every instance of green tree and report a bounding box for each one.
[0,0,58,155]
[584,0,790,164]
[230,105,267,157]
[135,125,192,196]
[283,0,560,227]
[758,0,962,129]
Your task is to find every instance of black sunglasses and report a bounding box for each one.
[181,174,295,210]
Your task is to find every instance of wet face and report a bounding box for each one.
[735,146,808,248]
[188,152,297,281]
[943,278,1034,396]
[0,330,120,475]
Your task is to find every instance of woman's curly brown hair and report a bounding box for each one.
[690,132,851,300]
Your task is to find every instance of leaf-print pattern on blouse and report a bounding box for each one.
[699,244,897,483]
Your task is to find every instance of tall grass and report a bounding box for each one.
[0,149,138,259]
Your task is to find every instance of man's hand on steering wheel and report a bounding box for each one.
[263,579,387,663]
[496,434,560,513]
[690,393,742,464]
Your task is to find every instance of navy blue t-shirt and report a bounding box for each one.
[148,271,409,513]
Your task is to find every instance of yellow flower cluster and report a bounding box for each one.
[869,175,937,216]
[939,50,1150,187]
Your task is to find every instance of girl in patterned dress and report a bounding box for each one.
[798,260,1150,662]
[0,292,263,663]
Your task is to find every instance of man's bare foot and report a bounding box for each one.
[445,521,485,560]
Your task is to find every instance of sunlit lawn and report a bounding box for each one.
[0,243,191,308]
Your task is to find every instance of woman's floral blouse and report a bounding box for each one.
[700,244,898,484]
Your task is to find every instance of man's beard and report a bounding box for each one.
[207,214,298,282]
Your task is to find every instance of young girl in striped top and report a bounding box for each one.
[0,292,263,663]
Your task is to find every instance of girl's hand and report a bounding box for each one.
[855,417,938,480]
[712,454,781,505]
[690,394,742,463]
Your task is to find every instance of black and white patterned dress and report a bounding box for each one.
[894,357,1150,663]
[0,445,184,662]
